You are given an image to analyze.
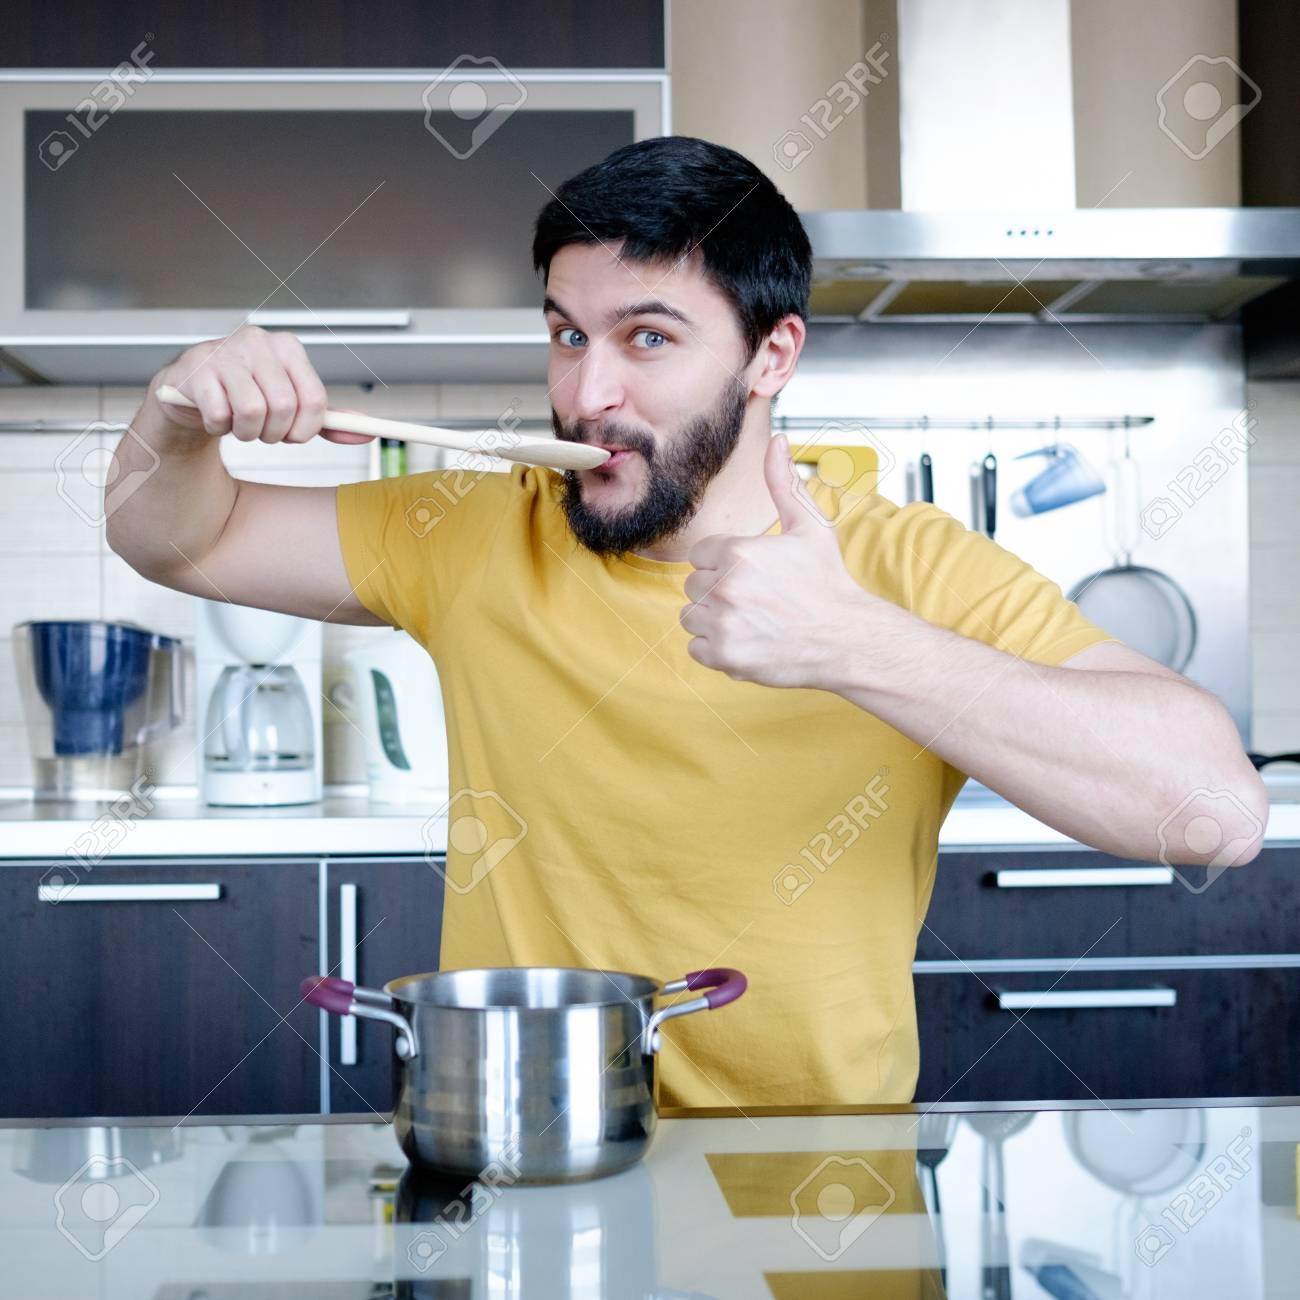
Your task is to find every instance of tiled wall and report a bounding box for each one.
[0,382,553,790]
[1,375,1297,791]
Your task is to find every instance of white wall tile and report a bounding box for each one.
[324,718,367,785]
[1251,712,1300,754]
[1249,463,1300,548]
[0,471,106,555]
[0,726,36,786]
[0,555,101,628]
[1252,630,1300,714]
[1250,545,1300,630]
[100,556,196,640]
[0,639,24,725]
[1245,381,1300,466]
[438,383,554,421]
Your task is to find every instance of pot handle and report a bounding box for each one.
[645,968,747,1054]
[299,975,420,1060]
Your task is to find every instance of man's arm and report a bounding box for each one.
[106,325,384,626]
[681,434,1268,867]
[822,607,1269,866]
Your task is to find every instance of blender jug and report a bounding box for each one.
[13,620,184,800]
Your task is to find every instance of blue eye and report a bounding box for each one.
[633,329,667,349]
[556,327,586,348]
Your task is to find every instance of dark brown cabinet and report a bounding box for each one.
[915,965,1300,1102]
[914,845,1300,1102]
[0,859,320,1119]
[3,1,666,69]
[323,857,446,1115]
[919,847,1300,961]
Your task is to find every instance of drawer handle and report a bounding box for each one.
[339,883,358,1066]
[997,987,1177,1011]
[994,867,1174,889]
[37,883,222,903]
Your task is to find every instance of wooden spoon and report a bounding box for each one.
[154,384,609,472]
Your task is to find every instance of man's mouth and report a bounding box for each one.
[591,447,637,471]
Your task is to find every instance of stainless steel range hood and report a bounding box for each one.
[801,206,1300,328]
[800,0,1300,371]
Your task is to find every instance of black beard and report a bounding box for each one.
[553,379,748,557]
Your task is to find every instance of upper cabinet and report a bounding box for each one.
[2,1,666,71]
[0,0,666,384]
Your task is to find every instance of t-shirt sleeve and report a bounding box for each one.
[890,501,1118,667]
[334,468,512,647]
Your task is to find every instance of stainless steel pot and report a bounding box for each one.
[301,965,746,1184]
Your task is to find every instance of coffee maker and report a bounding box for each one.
[195,600,323,807]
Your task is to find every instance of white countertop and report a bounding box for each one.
[0,774,1297,860]
[1,1102,1297,1298]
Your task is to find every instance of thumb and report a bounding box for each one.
[765,433,817,533]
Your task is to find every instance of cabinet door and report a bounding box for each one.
[323,857,445,1115]
[915,966,1300,1102]
[0,859,320,1119]
[920,847,1300,961]
[3,2,667,69]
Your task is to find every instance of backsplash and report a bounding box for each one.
[0,375,1296,791]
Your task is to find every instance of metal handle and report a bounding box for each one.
[919,452,933,504]
[997,987,1176,1011]
[300,976,419,1059]
[246,309,412,329]
[995,866,1174,888]
[339,883,358,1066]
[37,883,222,903]
[645,968,748,1054]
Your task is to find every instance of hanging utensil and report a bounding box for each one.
[155,384,610,472]
[1066,445,1197,671]
[982,452,997,539]
[919,452,934,504]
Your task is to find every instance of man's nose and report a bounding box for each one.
[570,344,624,423]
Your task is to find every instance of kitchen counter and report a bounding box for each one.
[0,772,1298,859]
[2,1098,1297,1298]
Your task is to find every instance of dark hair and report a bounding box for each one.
[532,135,811,363]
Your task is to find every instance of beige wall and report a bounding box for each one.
[1070,0,1242,207]
[670,0,872,209]
[671,0,1245,211]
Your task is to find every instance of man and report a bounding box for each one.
[109,135,1267,1109]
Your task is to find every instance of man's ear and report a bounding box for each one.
[749,314,806,400]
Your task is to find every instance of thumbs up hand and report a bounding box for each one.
[682,434,878,689]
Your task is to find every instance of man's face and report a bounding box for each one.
[543,242,753,556]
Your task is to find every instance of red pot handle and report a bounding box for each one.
[679,967,747,1010]
[300,975,356,1015]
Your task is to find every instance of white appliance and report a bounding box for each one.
[195,600,323,807]
[343,631,448,804]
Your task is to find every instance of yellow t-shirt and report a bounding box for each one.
[335,463,1114,1108]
